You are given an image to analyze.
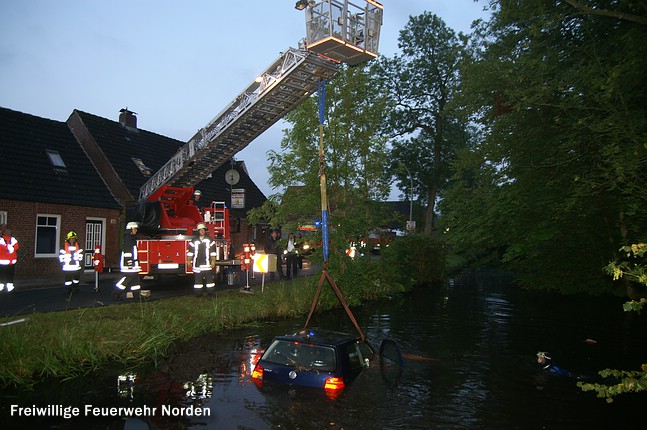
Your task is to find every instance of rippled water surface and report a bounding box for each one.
[3,272,646,429]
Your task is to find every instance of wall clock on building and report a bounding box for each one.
[225,169,240,185]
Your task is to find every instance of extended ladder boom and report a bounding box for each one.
[139,48,339,200]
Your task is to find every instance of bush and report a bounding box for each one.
[379,234,448,287]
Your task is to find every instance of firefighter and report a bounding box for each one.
[0,226,19,293]
[114,222,141,299]
[187,222,217,297]
[59,231,83,295]
[192,189,204,214]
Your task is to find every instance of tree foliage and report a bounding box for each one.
[441,0,647,293]
[375,12,473,234]
[577,242,647,402]
[257,65,392,258]
[606,242,647,309]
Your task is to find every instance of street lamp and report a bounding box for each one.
[401,164,413,231]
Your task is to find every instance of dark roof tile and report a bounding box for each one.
[0,107,120,209]
[73,110,266,212]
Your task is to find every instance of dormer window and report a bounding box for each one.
[46,149,66,168]
[132,157,152,177]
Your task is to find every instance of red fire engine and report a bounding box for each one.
[135,185,232,277]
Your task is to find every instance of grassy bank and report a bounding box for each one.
[0,272,410,389]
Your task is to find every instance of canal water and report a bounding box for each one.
[3,271,646,429]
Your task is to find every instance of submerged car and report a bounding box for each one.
[251,328,374,397]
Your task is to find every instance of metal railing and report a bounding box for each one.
[139,48,339,200]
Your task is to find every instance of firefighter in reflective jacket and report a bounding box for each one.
[59,231,83,294]
[0,226,19,292]
[114,222,141,298]
[187,222,217,297]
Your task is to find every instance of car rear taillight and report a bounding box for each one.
[324,377,345,391]
[251,364,263,381]
[324,377,345,399]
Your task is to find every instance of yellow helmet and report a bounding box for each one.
[196,223,207,230]
[66,231,78,240]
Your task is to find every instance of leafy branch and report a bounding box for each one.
[577,242,647,402]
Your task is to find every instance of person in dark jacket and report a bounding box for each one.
[285,232,299,279]
[537,351,572,377]
[265,229,284,281]
[192,190,204,215]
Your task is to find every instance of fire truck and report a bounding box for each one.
[131,0,383,279]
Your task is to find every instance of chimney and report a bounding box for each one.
[119,108,137,128]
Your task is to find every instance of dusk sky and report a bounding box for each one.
[0,0,490,199]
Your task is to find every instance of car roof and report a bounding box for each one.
[273,328,360,347]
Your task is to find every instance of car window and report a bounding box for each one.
[345,342,363,370]
[263,340,336,372]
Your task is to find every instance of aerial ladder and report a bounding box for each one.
[133,0,383,279]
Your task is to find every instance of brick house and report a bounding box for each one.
[0,107,122,283]
[1,106,268,285]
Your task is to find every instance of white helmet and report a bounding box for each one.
[194,190,202,196]
[126,222,139,230]
[196,222,207,230]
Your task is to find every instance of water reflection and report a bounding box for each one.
[117,372,137,400]
[184,373,213,400]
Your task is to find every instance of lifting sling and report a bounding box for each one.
[303,79,365,342]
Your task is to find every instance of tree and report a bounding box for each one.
[375,12,471,234]
[577,242,647,402]
[261,65,391,258]
[441,0,647,293]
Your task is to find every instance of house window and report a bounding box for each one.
[0,211,6,226]
[35,214,60,257]
[132,157,152,176]
[46,150,66,168]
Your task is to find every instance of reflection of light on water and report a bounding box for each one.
[242,348,262,381]
[239,335,263,383]
[117,372,137,400]
[184,373,213,399]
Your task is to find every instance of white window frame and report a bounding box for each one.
[35,214,61,258]
[0,211,7,225]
